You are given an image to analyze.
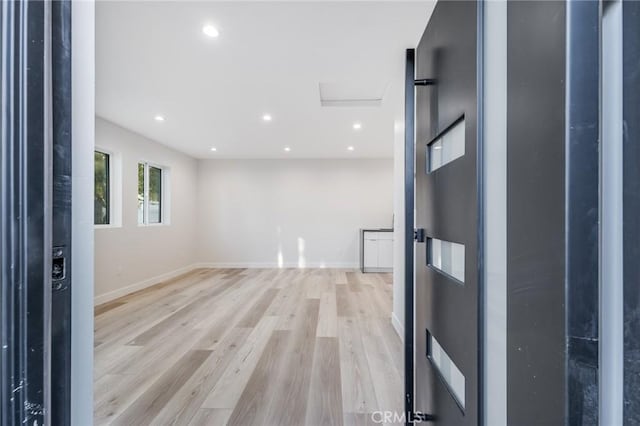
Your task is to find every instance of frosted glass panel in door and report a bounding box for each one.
[428,118,465,172]
[428,238,465,283]
[428,332,466,409]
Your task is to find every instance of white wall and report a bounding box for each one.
[94,117,199,302]
[94,124,395,299]
[196,159,394,268]
[392,121,406,339]
[72,1,95,423]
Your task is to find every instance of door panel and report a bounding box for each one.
[414,1,481,425]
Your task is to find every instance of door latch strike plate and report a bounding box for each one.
[52,246,66,290]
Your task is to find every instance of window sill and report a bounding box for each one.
[137,222,170,227]
[94,224,122,230]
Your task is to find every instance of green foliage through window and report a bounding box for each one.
[148,166,162,224]
[138,163,145,224]
[94,151,110,225]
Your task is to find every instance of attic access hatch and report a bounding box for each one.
[318,81,388,107]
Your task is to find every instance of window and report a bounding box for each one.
[427,237,465,283]
[94,151,110,225]
[428,117,465,172]
[94,148,122,227]
[427,330,466,410]
[137,163,145,223]
[138,162,164,225]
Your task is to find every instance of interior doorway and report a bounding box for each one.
[89,1,436,424]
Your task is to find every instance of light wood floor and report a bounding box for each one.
[94,268,403,426]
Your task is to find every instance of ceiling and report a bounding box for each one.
[96,1,435,159]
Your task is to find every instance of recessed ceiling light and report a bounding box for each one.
[210,147,217,152]
[263,114,273,122]
[284,146,291,152]
[347,146,355,151]
[202,24,219,38]
[353,122,362,130]
[154,115,165,122]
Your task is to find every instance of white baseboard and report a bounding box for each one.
[94,263,199,306]
[194,262,359,269]
[391,311,404,342]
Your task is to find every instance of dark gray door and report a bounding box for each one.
[414,1,481,424]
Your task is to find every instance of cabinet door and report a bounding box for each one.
[364,236,379,267]
[377,239,394,269]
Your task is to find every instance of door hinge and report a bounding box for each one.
[414,228,426,243]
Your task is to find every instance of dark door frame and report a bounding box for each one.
[1,1,50,424]
[51,1,73,424]
[0,1,73,423]
[622,0,640,422]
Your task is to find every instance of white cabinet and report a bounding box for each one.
[377,239,394,269]
[363,238,379,268]
[360,229,394,273]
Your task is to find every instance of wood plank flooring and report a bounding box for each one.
[94,268,403,426]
